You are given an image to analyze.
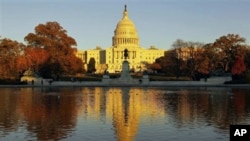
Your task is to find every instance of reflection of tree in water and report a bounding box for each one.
[202,89,249,131]
[73,87,250,140]
[1,87,250,140]
[163,88,250,133]
[17,88,78,140]
[77,87,105,118]
[231,89,249,123]
[0,88,20,137]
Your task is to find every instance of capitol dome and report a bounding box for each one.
[112,5,139,48]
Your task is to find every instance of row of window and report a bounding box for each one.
[108,65,139,69]
[113,38,138,45]
[108,60,138,64]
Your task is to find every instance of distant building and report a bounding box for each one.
[175,47,204,61]
[76,5,165,73]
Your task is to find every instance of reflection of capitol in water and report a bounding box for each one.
[0,87,249,141]
[78,87,165,141]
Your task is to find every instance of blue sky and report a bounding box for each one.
[1,0,250,50]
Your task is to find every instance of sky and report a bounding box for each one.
[1,0,250,50]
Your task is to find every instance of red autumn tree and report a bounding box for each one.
[16,55,29,74]
[232,55,246,75]
[24,47,49,74]
[231,55,246,81]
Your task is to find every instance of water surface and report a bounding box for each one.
[0,87,249,141]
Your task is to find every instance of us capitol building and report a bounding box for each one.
[77,5,165,73]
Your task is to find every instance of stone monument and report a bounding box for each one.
[102,48,149,85]
[102,48,137,84]
[118,49,134,81]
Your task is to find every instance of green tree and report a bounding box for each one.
[24,21,84,78]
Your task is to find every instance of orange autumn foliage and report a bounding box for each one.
[150,63,162,71]
[24,21,84,77]
[24,47,49,72]
[0,38,25,79]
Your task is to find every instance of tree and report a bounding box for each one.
[23,47,49,74]
[155,50,179,77]
[24,21,84,78]
[201,43,222,72]
[232,55,246,80]
[172,39,187,49]
[213,34,246,72]
[244,47,250,70]
[0,38,25,79]
[172,39,205,78]
[149,62,161,73]
[87,58,96,73]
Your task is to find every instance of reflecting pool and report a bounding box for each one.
[0,87,250,141]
